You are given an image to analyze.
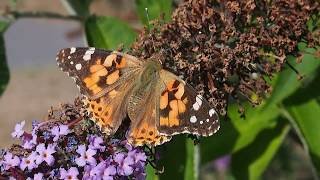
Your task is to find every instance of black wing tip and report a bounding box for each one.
[56,48,71,63]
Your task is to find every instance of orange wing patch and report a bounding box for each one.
[82,80,132,135]
[83,97,114,134]
[159,79,188,127]
[82,53,125,96]
[128,94,172,146]
[103,54,116,67]
[128,122,171,146]
[106,70,120,85]
[56,48,141,99]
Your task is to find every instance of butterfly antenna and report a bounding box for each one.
[144,8,158,56]
[145,8,152,32]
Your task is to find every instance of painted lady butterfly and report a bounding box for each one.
[56,47,220,146]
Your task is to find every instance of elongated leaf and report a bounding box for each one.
[286,100,320,177]
[200,102,280,165]
[185,139,199,180]
[200,46,319,177]
[231,118,290,180]
[135,0,172,26]
[60,0,92,16]
[85,16,137,49]
[266,47,320,106]
[0,21,10,97]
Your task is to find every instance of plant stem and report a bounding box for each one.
[6,10,85,21]
[279,105,319,180]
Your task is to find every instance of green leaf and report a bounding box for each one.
[61,0,92,16]
[286,100,320,177]
[231,119,290,180]
[146,164,158,180]
[200,103,280,165]
[0,21,10,97]
[284,66,320,105]
[85,16,137,49]
[199,46,319,178]
[135,0,172,26]
[185,139,199,180]
[266,48,320,106]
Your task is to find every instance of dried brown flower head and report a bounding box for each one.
[131,0,320,115]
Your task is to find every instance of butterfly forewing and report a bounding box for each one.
[56,47,142,99]
[57,47,142,135]
[157,70,220,136]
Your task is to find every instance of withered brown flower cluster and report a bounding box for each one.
[131,0,320,115]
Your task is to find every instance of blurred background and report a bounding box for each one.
[0,1,319,180]
[0,0,140,147]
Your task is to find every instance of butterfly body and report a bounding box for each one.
[138,59,162,85]
[56,47,220,146]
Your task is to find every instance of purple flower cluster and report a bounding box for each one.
[0,120,148,180]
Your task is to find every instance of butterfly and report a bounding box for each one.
[56,47,220,146]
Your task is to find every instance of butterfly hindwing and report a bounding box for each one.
[126,82,171,146]
[56,47,142,99]
[157,70,220,136]
[82,81,136,135]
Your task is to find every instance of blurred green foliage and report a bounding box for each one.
[286,100,320,177]
[135,0,172,26]
[0,21,10,97]
[61,0,92,16]
[85,16,137,49]
[2,0,320,179]
[231,119,290,179]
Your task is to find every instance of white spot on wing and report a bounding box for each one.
[190,116,197,123]
[206,119,209,122]
[214,128,218,133]
[70,47,76,54]
[193,103,200,111]
[196,95,203,105]
[68,56,71,59]
[75,63,82,70]
[83,54,91,61]
[209,108,216,117]
[70,61,74,65]
[83,48,95,61]
[200,121,203,124]
[192,95,203,111]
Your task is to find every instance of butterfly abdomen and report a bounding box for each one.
[127,86,151,120]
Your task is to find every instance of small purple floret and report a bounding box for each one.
[11,120,25,139]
